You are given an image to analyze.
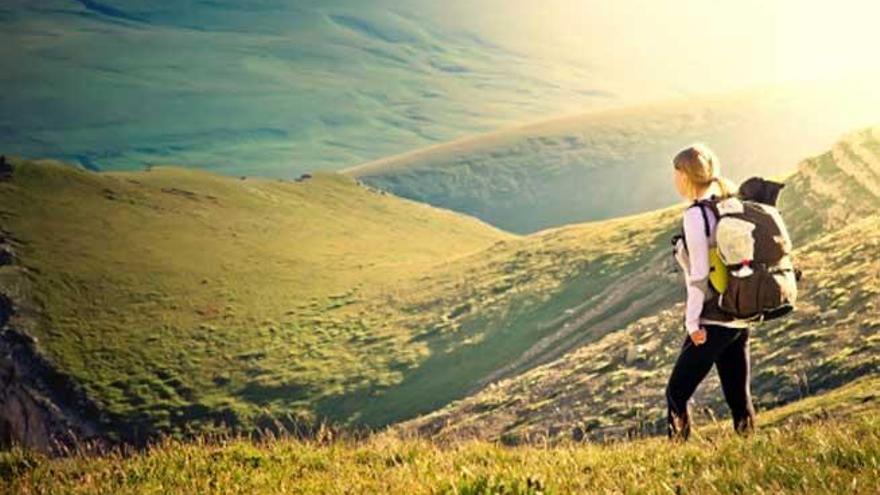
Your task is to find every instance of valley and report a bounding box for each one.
[0,125,878,462]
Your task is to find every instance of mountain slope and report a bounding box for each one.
[0,159,516,444]
[394,127,880,443]
[0,157,683,447]
[344,82,880,233]
[397,214,880,444]
[321,207,683,426]
[3,125,879,450]
[781,126,880,243]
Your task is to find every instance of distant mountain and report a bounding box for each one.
[344,84,880,233]
[394,126,880,443]
[781,126,880,243]
[7,1,878,186]
[0,0,619,176]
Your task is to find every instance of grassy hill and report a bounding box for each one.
[2,376,878,494]
[320,206,683,426]
[0,160,514,440]
[344,82,880,233]
[394,127,880,444]
[0,157,681,444]
[2,125,878,450]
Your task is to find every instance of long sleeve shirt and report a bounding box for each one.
[677,194,752,335]
[682,205,714,334]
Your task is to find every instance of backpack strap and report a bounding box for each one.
[690,198,716,238]
[679,196,719,248]
[696,201,710,237]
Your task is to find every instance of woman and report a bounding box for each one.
[666,143,756,441]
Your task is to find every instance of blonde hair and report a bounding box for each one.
[673,143,736,200]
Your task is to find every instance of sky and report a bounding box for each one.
[425,0,880,96]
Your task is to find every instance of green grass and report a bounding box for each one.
[1,125,878,445]
[323,208,683,426]
[0,159,515,438]
[0,158,679,439]
[2,376,878,494]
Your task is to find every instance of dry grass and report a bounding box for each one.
[1,377,878,494]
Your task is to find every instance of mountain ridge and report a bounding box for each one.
[344,82,880,233]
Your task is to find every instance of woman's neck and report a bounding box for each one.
[693,183,719,201]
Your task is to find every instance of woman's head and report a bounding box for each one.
[672,143,736,201]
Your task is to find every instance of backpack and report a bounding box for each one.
[694,190,801,321]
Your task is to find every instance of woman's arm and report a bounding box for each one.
[683,206,711,336]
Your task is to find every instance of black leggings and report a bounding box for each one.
[665,324,756,440]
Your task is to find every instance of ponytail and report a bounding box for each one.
[711,175,737,199]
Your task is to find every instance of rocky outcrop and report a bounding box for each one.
[0,155,11,181]
[0,317,109,455]
[0,233,110,455]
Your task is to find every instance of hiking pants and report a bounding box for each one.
[665,324,756,440]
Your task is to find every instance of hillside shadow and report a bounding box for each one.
[315,226,680,427]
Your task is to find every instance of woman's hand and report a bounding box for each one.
[690,327,707,346]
